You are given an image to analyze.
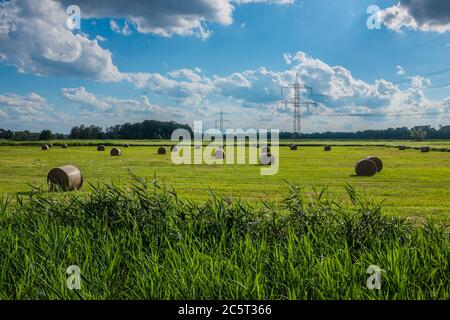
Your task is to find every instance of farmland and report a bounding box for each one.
[0,141,449,221]
[1,140,449,300]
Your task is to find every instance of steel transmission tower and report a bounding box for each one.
[281,74,315,138]
[214,107,231,133]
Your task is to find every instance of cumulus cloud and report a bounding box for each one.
[379,0,450,33]
[123,51,450,131]
[0,92,74,131]
[58,0,234,39]
[0,0,125,81]
[61,87,110,110]
[0,0,292,81]
[60,87,191,121]
[55,0,292,38]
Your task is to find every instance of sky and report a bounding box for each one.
[0,0,450,133]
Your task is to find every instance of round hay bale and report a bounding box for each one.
[261,146,270,153]
[124,143,129,148]
[158,147,167,155]
[194,145,202,149]
[366,156,383,172]
[41,144,49,150]
[97,145,105,151]
[110,147,122,156]
[61,143,68,149]
[355,159,377,177]
[170,145,177,152]
[289,144,298,150]
[399,145,406,151]
[215,149,225,160]
[47,165,83,191]
[420,146,430,153]
[260,153,275,165]
[324,145,331,152]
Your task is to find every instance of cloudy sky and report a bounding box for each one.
[0,0,450,133]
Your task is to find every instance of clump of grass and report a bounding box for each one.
[0,177,448,300]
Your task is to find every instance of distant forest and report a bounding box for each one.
[1,121,450,141]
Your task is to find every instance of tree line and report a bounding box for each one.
[1,123,450,141]
[0,120,193,141]
[280,125,450,141]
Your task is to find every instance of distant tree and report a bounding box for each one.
[39,129,53,140]
[410,127,427,141]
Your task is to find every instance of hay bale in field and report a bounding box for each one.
[355,159,377,177]
[324,145,331,151]
[194,145,201,149]
[420,146,430,153]
[366,156,383,172]
[399,145,406,151]
[124,143,129,148]
[158,147,167,155]
[47,165,83,191]
[215,149,225,160]
[97,145,105,151]
[170,145,177,152]
[41,144,49,150]
[61,143,68,149]
[260,153,275,165]
[110,147,122,156]
[289,144,298,150]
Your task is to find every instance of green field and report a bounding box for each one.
[1,141,449,221]
[1,141,449,299]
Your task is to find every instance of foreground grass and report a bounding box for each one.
[0,179,448,299]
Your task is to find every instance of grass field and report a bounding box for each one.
[1,141,449,300]
[1,180,448,299]
[0,141,449,221]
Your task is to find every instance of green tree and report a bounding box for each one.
[39,129,53,141]
[410,127,427,141]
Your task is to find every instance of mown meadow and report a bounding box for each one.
[0,142,449,220]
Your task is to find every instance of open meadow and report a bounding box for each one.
[1,141,449,221]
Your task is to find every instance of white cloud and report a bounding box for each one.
[379,1,450,33]
[60,87,191,121]
[61,87,110,110]
[0,92,74,131]
[0,0,293,82]
[123,51,450,131]
[110,20,132,36]
[396,65,406,76]
[58,0,235,38]
[95,35,107,42]
[0,0,125,82]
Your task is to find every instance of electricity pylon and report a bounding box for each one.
[280,73,317,138]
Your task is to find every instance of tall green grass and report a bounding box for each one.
[0,178,448,299]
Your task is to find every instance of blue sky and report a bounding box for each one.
[1,0,450,133]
